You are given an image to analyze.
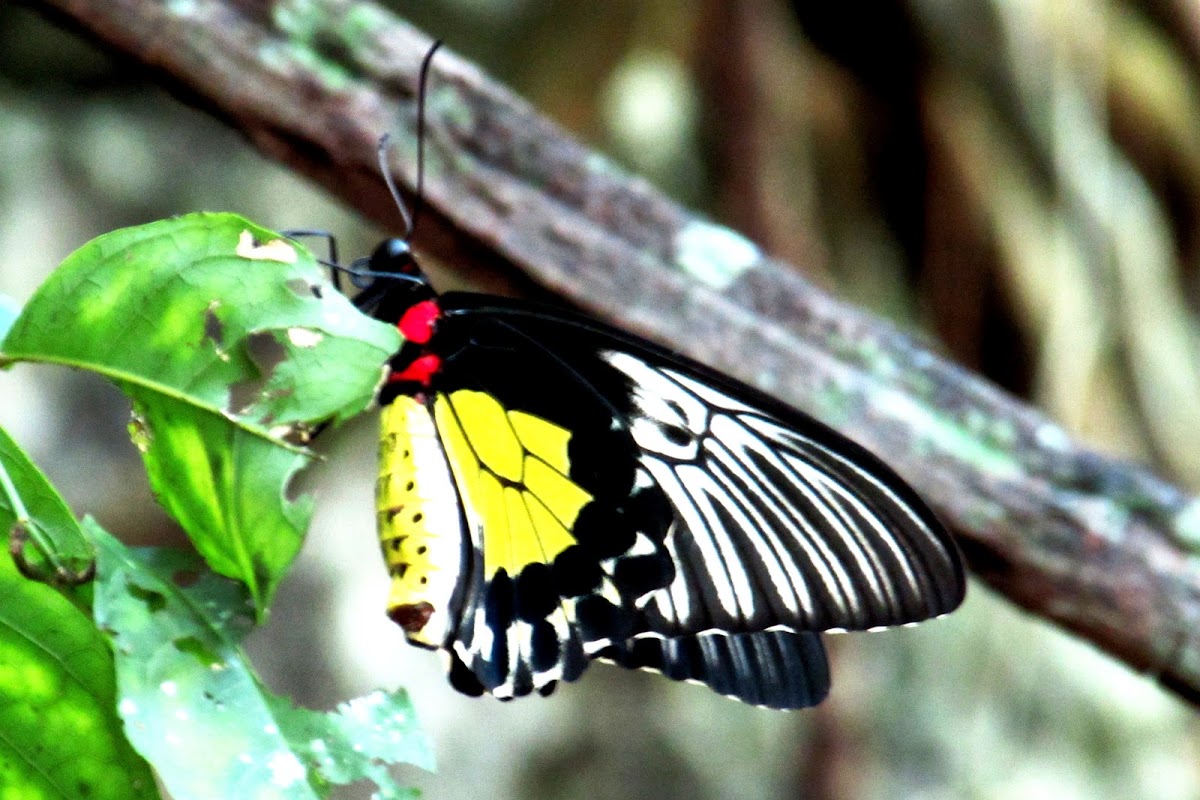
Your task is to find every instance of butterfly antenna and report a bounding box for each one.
[377,132,412,235]
[409,40,443,241]
[376,41,443,241]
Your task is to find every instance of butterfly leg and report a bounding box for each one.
[281,229,343,292]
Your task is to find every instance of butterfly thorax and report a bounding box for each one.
[358,240,445,400]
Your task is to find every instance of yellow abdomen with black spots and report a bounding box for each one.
[377,396,463,647]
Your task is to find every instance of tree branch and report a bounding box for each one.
[29,0,1200,707]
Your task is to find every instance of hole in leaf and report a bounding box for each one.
[127,411,152,453]
[204,302,225,347]
[229,331,288,414]
[236,231,297,263]
[246,329,288,372]
[286,327,323,348]
[128,583,167,613]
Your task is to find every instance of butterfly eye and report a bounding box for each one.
[347,257,376,289]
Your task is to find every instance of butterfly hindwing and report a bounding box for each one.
[383,294,961,708]
[599,629,830,709]
[409,319,682,701]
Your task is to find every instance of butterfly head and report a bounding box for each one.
[364,236,421,280]
[349,237,439,324]
[355,236,447,390]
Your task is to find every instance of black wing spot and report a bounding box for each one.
[530,619,561,672]
[552,545,603,597]
[515,563,558,622]
[625,486,673,542]
[661,424,693,447]
[573,503,635,559]
[448,653,486,697]
[486,570,516,630]
[576,595,630,642]
[568,429,638,500]
[613,553,675,597]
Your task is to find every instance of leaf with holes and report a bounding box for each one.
[0,213,401,614]
[91,524,432,798]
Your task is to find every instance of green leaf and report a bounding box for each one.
[266,693,431,800]
[91,525,432,799]
[1,213,401,614]
[0,522,158,798]
[0,425,96,587]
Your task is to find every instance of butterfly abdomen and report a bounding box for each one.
[377,396,466,648]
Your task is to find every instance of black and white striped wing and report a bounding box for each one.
[599,350,964,637]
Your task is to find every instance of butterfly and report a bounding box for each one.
[344,235,965,710]
[310,40,965,709]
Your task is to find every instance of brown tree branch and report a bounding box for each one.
[27,0,1200,707]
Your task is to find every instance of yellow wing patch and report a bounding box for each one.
[435,389,591,578]
[523,457,592,529]
[509,410,572,473]
[446,390,523,481]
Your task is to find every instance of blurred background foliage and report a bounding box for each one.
[2,0,1200,798]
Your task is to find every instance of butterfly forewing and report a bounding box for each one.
[604,354,962,633]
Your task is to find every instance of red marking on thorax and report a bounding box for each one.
[390,353,442,386]
[398,300,440,344]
